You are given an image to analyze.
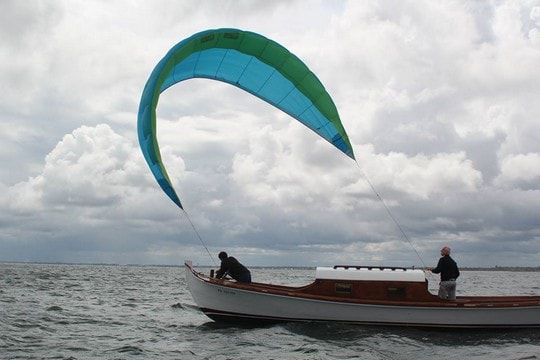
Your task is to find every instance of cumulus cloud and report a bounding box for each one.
[495,153,540,190]
[1,124,190,262]
[8,125,140,211]
[355,147,483,199]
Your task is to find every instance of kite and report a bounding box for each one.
[138,28,355,209]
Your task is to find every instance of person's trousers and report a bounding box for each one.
[438,280,456,300]
[236,272,251,283]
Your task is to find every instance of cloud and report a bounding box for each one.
[355,147,483,199]
[1,123,199,262]
[8,125,138,210]
[4,125,177,229]
[1,1,539,266]
[495,153,540,190]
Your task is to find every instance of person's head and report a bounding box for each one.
[218,251,228,261]
[440,246,451,256]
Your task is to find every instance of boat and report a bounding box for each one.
[185,261,540,328]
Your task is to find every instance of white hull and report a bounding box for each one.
[185,264,540,328]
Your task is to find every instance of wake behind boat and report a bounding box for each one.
[185,261,540,328]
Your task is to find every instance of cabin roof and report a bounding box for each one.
[316,266,426,282]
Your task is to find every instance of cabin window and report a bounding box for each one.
[387,287,406,299]
[335,283,352,295]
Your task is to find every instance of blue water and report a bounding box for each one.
[1,263,539,359]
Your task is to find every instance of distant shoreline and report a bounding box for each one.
[1,261,538,271]
[460,267,540,272]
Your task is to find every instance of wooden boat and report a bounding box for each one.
[185,261,540,328]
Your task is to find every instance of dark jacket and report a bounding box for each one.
[216,256,251,282]
[431,255,460,281]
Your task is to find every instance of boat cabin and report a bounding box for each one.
[306,265,436,302]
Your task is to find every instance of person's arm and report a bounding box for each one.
[216,260,228,278]
[431,258,443,274]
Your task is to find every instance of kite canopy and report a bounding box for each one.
[138,28,355,209]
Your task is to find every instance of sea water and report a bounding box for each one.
[1,263,539,359]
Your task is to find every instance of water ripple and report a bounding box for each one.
[110,345,144,354]
[1,263,539,360]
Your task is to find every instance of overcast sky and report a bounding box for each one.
[1,1,539,267]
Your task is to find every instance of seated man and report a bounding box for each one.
[215,251,251,283]
[431,246,460,300]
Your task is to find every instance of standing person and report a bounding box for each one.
[215,251,251,283]
[430,246,460,300]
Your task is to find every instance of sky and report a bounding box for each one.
[1,0,540,267]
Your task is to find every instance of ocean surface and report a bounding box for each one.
[1,263,539,360]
